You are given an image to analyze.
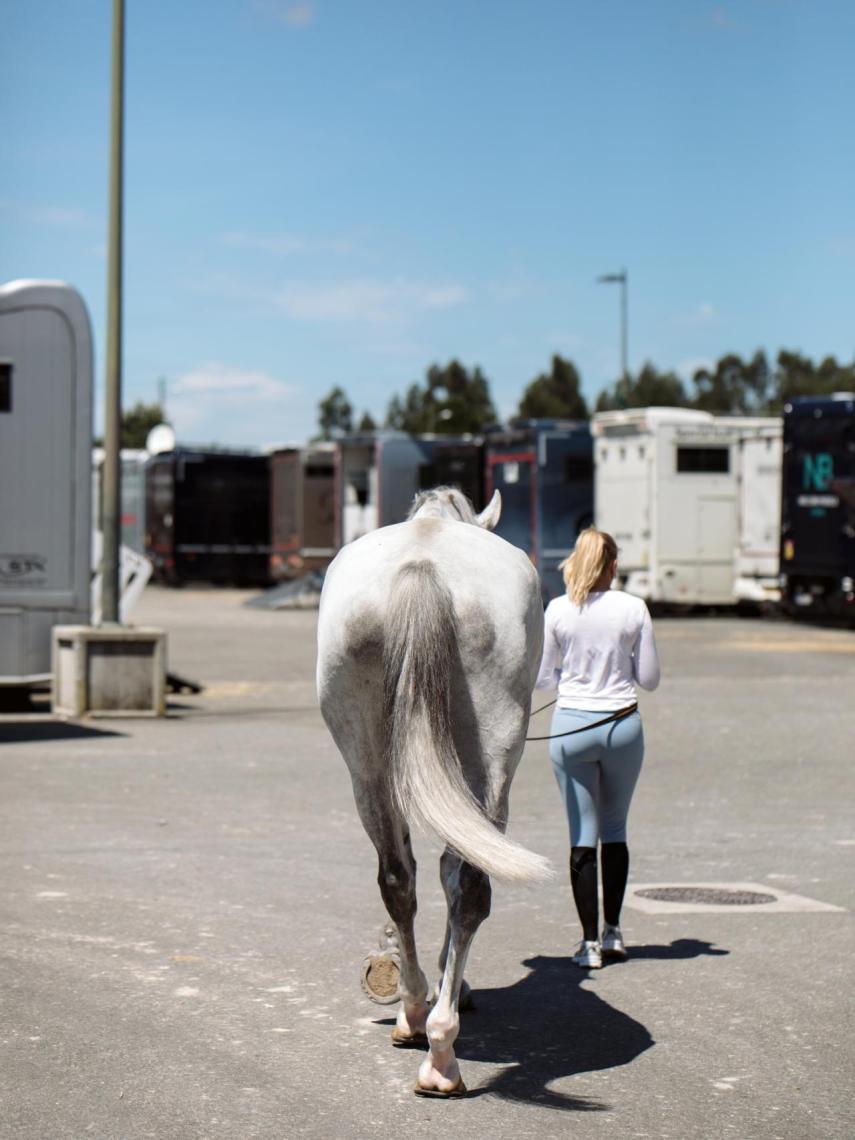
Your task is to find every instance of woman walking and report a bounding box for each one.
[536,528,660,968]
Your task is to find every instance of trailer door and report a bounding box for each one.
[696,496,737,601]
[487,451,536,562]
[301,459,335,562]
[270,450,301,580]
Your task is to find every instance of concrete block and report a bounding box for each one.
[52,625,167,717]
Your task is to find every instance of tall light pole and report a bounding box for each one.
[597,268,628,381]
[102,0,125,625]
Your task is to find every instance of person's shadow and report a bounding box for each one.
[377,939,727,1110]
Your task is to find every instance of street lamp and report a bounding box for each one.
[597,268,628,382]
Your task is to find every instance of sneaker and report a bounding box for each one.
[571,940,602,969]
[601,923,627,959]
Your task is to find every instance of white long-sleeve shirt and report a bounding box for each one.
[536,590,661,710]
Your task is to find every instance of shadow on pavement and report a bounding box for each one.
[375,939,728,1110]
[457,953,651,1110]
[628,938,729,961]
[0,721,126,744]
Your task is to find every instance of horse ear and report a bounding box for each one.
[476,489,502,530]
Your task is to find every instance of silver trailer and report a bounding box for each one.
[92,447,149,555]
[0,280,93,683]
[592,407,781,606]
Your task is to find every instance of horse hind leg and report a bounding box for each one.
[357,794,430,1046]
[416,849,491,1097]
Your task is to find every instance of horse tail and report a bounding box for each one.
[383,560,552,884]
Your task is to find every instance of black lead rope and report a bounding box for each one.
[525,702,638,742]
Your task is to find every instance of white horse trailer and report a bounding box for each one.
[592,408,781,606]
[0,280,93,684]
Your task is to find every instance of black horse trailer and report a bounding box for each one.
[145,450,271,586]
[484,420,593,601]
[334,433,483,548]
[270,445,336,581]
[780,394,855,620]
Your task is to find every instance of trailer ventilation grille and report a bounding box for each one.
[635,887,777,907]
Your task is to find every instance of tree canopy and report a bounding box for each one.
[690,351,773,414]
[595,363,688,412]
[771,350,855,409]
[385,360,498,435]
[514,355,588,421]
[316,386,354,439]
[95,401,165,449]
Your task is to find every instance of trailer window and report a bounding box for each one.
[676,446,729,473]
[0,363,11,412]
[564,455,593,482]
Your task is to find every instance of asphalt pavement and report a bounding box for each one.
[1,586,853,1140]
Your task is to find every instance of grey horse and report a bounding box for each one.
[316,486,551,1097]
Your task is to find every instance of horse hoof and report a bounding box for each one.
[391,1026,427,1049]
[414,1079,468,1099]
[360,950,401,1005]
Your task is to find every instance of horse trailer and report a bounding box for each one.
[484,421,594,601]
[270,444,336,581]
[335,433,484,548]
[0,280,93,684]
[417,438,485,511]
[145,449,271,586]
[592,408,781,607]
[780,393,855,620]
[92,447,149,555]
[734,425,783,604]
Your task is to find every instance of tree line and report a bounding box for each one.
[315,348,855,440]
[109,347,855,448]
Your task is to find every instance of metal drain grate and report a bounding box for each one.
[635,886,777,906]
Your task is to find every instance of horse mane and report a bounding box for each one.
[407,486,478,524]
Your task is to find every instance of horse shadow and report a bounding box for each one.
[375,939,728,1110]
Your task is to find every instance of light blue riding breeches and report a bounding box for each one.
[548,707,645,848]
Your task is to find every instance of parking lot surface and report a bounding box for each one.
[1,587,853,1139]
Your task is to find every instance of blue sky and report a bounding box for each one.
[3,1,854,447]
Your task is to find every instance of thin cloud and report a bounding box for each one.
[487,270,537,302]
[546,331,583,352]
[224,231,307,256]
[221,230,359,257]
[0,198,98,229]
[680,302,718,327]
[826,233,855,259]
[253,0,315,27]
[168,362,302,445]
[274,278,467,324]
[709,7,737,30]
[173,362,294,400]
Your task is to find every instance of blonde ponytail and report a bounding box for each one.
[559,527,618,606]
